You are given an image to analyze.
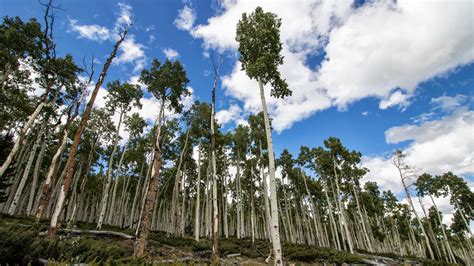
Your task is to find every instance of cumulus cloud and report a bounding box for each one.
[215,104,242,126]
[115,3,133,30]
[361,96,473,226]
[68,3,147,73]
[162,48,180,60]
[174,5,196,31]
[379,91,410,110]
[318,0,474,108]
[114,37,146,72]
[69,20,110,41]
[362,96,474,194]
[185,0,474,131]
[431,94,470,112]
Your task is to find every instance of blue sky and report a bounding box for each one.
[1,0,473,209]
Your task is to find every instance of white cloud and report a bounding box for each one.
[319,0,474,109]
[401,195,455,226]
[393,111,473,175]
[189,0,345,131]
[69,19,111,42]
[215,104,242,126]
[114,37,146,72]
[127,75,146,91]
[174,5,196,31]
[162,48,180,60]
[361,155,404,193]
[431,94,470,112]
[115,3,133,32]
[68,3,146,73]
[186,0,474,131]
[362,98,474,195]
[221,54,331,132]
[379,91,410,110]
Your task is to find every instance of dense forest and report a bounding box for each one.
[0,1,473,265]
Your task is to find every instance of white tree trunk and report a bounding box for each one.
[8,122,45,215]
[108,143,128,224]
[97,111,123,229]
[399,170,435,259]
[0,102,46,177]
[260,143,272,241]
[430,194,457,263]
[258,78,283,266]
[27,138,47,215]
[194,145,202,241]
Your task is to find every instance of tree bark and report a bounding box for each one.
[8,122,46,215]
[0,102,46,177]
[36,125,69,221]
[396,164,435,260]
[48,30,127,235]
[210,64,219,264]
[194,145,202,241]
[430,194,457,263]
[260,142,272,241]
[108,141,128,224]
[27,137,47,215]
[258,78,283,266]
[97,111,123,229]
[134,98,165,256]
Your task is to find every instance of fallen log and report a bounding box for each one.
[39,228,134,239]
[158,257,197,263]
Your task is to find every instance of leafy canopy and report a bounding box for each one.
[139,59,189,113]
[236,6,291,99]
[105,80,143,114]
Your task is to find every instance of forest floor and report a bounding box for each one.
[0,214,451,265]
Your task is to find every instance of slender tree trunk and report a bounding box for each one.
[194,145,202,241]
[170,129,191,235]
[210,64,219,264]
[36,125,69,221]
[236,158,241,239]
[332,161,353,253]
[258,78,283,265]
[418,196,442,260]
[430,194,457,263]
[2,135,32,212]
[250,163,256,245]
[223,169,229,238]
[260,142,272,241]
[9,122,46,215]
[48,31,127,235]
[134,98,165,256]
[136,157,153,232]
[97,111,123,229]
[302,172,322,246]
[0,102,46,177]
[350,177,373,251]
[130,162,145,229]
[27,135,47,215]
[108,142,128,224]
[398,169,435,259]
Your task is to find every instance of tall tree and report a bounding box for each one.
[97,80,142,229]
[236,7,291,265]
[48,29,128,235]
[0,1,66,176]
[392,150,435,260]
[134,59,189,256]
[210,57,221,264]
